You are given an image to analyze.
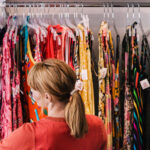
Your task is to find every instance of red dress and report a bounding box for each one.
[0,115,107,150]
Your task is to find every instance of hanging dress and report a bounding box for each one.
[78,24,95,115]
[21,25,47,122]
[1,32,12,139]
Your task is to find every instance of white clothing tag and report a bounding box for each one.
[75,80,83,91]
[81,69,88,80]
[58,37,61,46]
[53,32,57,41]
[100,68,107,79]
[133,28,135,36]
[107,33,109,40]
[79,30,83,41]
[91,35,94,41]
[129,29,131,37]
[140,79,150,90]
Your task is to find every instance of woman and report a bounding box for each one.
[0,59,107,150]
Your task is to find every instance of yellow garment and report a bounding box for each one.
[98,23,106,122]
[78,24,95,115]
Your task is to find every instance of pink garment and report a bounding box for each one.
[0,33,12,139]
[11,33,23,129]
[34,30,41,62]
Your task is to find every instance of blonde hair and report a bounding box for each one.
[27,59,88,138]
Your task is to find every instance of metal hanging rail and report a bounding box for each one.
[1,1,150,7]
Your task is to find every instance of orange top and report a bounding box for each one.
[23,35,47,122]
[0,115,107,150]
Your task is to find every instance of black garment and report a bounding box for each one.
[141,35,150,150]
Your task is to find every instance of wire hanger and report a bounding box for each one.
[107,3,110,23]
[126,3,130,27]
[110,3,118,35]
[103,3,106,21]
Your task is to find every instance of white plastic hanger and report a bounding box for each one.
[65,4,79,37]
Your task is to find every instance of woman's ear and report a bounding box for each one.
[44,93,52,105]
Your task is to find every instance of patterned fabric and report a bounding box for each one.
[122,27,134,149]
[113,35,122,150]
[98,21,113,150]
[131,24,143,150]
[21,25,47,122]
[0,33,12,139]
[78,24,95,115]
[74,35,81,79]
[98,24,105,122]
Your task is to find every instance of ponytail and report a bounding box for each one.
[65,91,88,138]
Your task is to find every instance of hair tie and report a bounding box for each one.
[70,80,83,95]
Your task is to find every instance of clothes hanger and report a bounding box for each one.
[26,4,39,34]
[126,3,130,27]
[6,5,12,35]
[0,2,7,29]
[111,3,118,35]
[73,4,81,26]
[64,4,77,41]
[106,3,110,24]
[51,3,58,25]
[78,3,88,35]
[9,5,18,40]
[58,4,65,26]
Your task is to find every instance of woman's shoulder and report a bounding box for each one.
[86,115,106,133]
[86,115,104,125]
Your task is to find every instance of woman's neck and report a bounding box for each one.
[48,102,65,118]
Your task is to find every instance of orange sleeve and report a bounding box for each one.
[0,123,35,150]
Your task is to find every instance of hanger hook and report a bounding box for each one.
[132,3,134,19]
[67,4,70,18]
[103,3,106,20]
[81,3,83,17]
[111,3,114,19]
[127,3,129,19]
[107,3,109,20]
[126,3,130,26]
[138,3,141,20]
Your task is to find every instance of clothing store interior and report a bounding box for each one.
[0,0,150,149]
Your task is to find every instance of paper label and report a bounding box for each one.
[75,80,83,91]
[100,68,107,79]
[129,29,131,37]
[53,32,57,41]
[107,33,109,40]
[81,69,88,80]
[58,37,61,46]
[140,79,150,90]
[133,28,135,36]
[92,35,94,41]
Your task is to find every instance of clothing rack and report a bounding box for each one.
[1,1,150,7]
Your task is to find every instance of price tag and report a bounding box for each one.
[75,80,83,91]
[81,69,88,80]
[107,33,109,40]
[58,37,61,46]
[140,79,150,90]
[133,29,135,36]
[92,35,94,41]
[129,28,131,37]
[100,68,107,79]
